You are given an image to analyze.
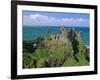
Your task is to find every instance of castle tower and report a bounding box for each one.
[60,25,65,34]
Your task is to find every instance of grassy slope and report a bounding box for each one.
[76,53,89,66]
[63,58,79,66]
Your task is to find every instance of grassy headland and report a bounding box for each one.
[23,26,89,68]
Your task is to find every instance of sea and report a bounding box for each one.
[23,26,89,46]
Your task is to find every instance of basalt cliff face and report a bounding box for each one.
[23,26,89,68]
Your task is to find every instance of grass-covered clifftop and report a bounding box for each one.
[23,26,89,68]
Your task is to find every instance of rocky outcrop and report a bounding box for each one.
[23,26,89,68]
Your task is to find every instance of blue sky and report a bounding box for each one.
[23,11,90,27]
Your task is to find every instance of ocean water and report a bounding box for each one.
[23,26,89,46]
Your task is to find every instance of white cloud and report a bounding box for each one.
[23,14,89,27]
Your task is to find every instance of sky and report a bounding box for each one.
[22,11,90,27]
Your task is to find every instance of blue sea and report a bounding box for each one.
[23,26,89,46]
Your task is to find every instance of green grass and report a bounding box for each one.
[63,58,79,66]
[52,46,65,59]
[32,48,49,60]
[76,53,89,66]
[36,58,45,68]
[63,53,89,67]
[23,53,33,68]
